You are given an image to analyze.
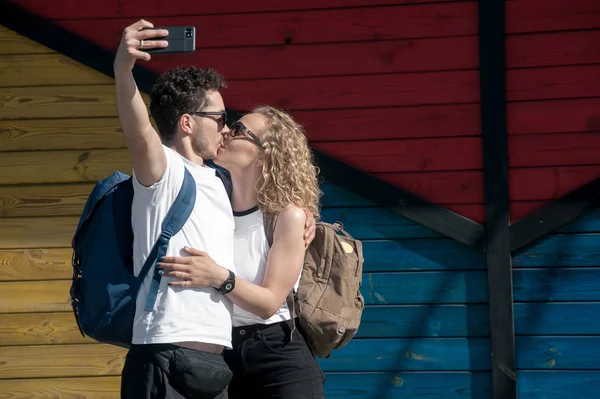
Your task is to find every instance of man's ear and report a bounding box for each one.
[179,114,194,135]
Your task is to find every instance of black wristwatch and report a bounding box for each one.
[217,269,236,295]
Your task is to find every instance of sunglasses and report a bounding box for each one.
[189,111,227,127]
[229,122,264,149]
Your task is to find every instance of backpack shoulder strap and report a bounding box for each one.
[263,212,279,247]
[142,167,197,312]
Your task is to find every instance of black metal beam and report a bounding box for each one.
[479,0,516,398]
[511,177,600,252]
[2,0,487,250]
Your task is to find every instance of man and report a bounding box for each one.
[114,20,314,398]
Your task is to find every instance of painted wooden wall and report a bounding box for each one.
[8,0,600,223]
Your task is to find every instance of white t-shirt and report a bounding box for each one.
[131,146,235,347]
[231,207,300,327]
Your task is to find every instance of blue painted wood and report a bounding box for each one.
[318,337,600,372]
[362,269,600,304]
[321,182,374,207]
[323,371,493,399]
[319,338,491,372]
[361,239,485,272]
[362,271,488,305]
[517,336,600,370]
[357,305,490,338]
[514,234,600,268]
[518,371,600,399]
[322,371,600,399]
[515,303,600,335]
[513,268,600,302]
[321,207,442,239]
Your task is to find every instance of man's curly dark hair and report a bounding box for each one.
[149,67,227,143]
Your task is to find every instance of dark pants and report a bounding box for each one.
[121,343,232,399]
[224,320,325,399]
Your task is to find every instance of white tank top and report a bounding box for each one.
[232,207,300,327]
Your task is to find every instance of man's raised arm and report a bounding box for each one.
[114,20,169,186]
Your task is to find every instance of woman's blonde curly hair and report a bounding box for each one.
[253,106,322,219]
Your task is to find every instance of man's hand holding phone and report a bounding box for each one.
[114,19,169,73]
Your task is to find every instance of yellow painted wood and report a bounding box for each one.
[0,184,93,218]
[0,376,120,399]
[0,149,131,185]
[0,312,90,345]
[0,217,78,249]
[0,54,113,87]
[0,248,73,281]
[0,344,126,379]
[1,280,72,313]
[0,85,117,119]
[0,25,55,55]
[0,118,126,151]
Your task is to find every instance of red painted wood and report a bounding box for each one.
[313,137,482,173]
[299,104,481,142]
[445,202,549,224]
[509,166,600,201]
[56,2,478,48]
[508,65,600,102]
[507,30,600,69]
[509,132,600,168]
[506,0,600,34]
[134,37,479,81]
[225,70,480,111]
[9,0,469,20]
[301,97,600,142]
[508,98,600,135]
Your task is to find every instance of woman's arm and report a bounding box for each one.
[158,206,306,319]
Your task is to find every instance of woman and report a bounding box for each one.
[158,106,325,398]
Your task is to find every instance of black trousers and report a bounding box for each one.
[224,320,325,398]
[121,343,232,399]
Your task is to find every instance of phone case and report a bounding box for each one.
[144,26,195,54]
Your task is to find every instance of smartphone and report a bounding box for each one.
[143,26,196,54]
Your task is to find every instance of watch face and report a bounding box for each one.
[225,283,233,291]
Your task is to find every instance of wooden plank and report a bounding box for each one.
[0,376,121,399]
[0,149,131,185]
[0,217,78,249]
[506,0,600,34]
[508,97,600,135]
[510,166,600,201]
[358,305,489,338]
[0,312,88,345]
[509,132,600,168]
[133,36,481,81]
[313,137,482,173]
[0,25,55,55]
[517,336,600,370]
[300,104,481,142]
[1,280,71,313]
[17,0,467,19]
[226,70,480,111]
[0,85,119,119]
[0,118,125,152]
[515,303,600,335]
[518,371,600,399]
[0,248,73,281]
[508,30,600,69]
[507,65,600,102]
[320,338,491,372]
[324,371,600,399]
[0,184,93,218]
[514,234,600,267]
[514,268,600,302]
[0,54,112,87]
[58,2,478,49]
[0,344,126,379]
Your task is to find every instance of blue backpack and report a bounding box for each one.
[70,168,196,347]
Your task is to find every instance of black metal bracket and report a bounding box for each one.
[1,0,486,250]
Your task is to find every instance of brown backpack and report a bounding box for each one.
[264,214,365,358]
